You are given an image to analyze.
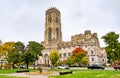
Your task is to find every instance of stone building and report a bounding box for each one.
[37,7,107,66]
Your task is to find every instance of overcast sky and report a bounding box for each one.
[0,0,120,47]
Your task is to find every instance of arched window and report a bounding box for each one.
[63,53,66,57]
[91,50,93,55]
[48,28,52,42]
[92,58,94,61]
[44,54,49,65]
[56,17,58,23]
[56,28,59,40]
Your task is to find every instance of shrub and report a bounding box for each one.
[37,66,42,73]
[4,64,10,69]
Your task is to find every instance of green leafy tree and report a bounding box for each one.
[28,41,43,56]
[66,58,73,66]
[102,32,120,63]
[22,50,35,69]
[7,41,25,68]
[8,50,20,68]
[14,41,25,52]
[116,43,120,60]
[28,41,43,69]
[50,50,59,69]
[22,41,44,69]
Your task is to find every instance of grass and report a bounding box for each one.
[49,70,120,78]
[0,69,18,74]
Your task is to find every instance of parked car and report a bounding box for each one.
[114,65,120,70]
[57,65,69,69]
[87,64,105,70]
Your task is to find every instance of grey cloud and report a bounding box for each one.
[0,0,120,47]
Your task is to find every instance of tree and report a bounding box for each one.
[14,41,25,52]
[2,42,15,61]
[0,45,5,57]
[28,41,43,56]
[102,32,120,63]
[28,41,43,69]
[22,50,34,69]
[3,42,15,53]
[50,50,59,69]
[66,58,73,66]
[8,50,20,68]
[7,41,25,68]
[81,57,88,66]
[22,41,44,69]
[71,47,88,66]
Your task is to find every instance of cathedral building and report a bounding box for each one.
[37,7,107,66]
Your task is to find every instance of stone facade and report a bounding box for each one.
[37,7,107,66]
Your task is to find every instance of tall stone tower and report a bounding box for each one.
[44,7,62,50]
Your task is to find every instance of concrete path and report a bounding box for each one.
[0,72,59,78]
[7,73,48,78]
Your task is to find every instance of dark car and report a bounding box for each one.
[114,65,120,70]
[87,64,105,70]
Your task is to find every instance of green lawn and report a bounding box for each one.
[50,70,120,78]
[0,69,18,74]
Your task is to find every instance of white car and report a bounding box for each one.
[57,65,69,69]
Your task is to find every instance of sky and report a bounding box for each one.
[0,0,120,47]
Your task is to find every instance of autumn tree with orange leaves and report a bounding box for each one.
[71,47,88,66]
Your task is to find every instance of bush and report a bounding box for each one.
[37,66,42,73]
[3,64,10,69]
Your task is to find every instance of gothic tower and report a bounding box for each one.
[44,7,62,49]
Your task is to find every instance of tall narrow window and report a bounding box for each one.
[56,17,58,23]
[91,50,93,55]
[56,28,59,40]
[92,58,94,61]
[48,28,52,42]
[63,53,66,57]
[68,53,71,56]
[60,54,62,58]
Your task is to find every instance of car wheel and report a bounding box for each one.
[114,69,117,71]
[102,68,104,70]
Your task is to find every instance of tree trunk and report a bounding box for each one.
[51,64,53,69]
[12,64,14,69]
[33,61,35,69]
[26,59,29,69]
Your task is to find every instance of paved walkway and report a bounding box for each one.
[0,72,59,78]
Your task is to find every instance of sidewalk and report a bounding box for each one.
[0,72,59,78]
[7,73,48,78]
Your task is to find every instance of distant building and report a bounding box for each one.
[37,7,107,66]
